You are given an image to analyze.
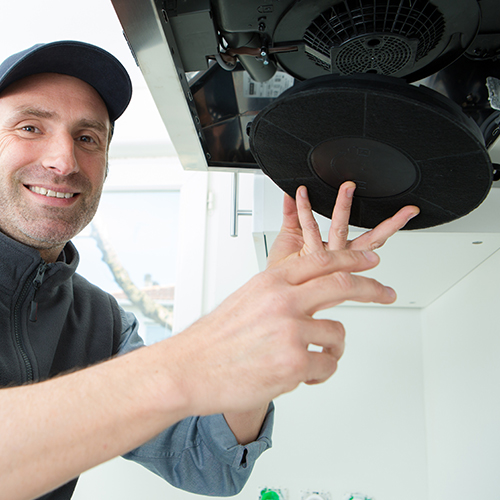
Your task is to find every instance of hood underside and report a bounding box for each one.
[111,0,500,229]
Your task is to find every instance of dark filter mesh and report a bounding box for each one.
[250,78,492,229]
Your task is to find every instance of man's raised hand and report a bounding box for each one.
[268,181,419,267]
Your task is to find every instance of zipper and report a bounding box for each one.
[29,262,49,322]
[13,262,48,383]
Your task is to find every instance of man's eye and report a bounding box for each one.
[21,126,39,133]
[78,135,95,143]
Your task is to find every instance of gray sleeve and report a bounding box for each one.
[116,308,145,355]
[116,307,274,496]
[123,403,274,496]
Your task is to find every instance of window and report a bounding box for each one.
[73,157,182,345]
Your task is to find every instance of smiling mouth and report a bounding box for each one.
[28,186,76,199]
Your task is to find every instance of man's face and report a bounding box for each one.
[0,72,110,261]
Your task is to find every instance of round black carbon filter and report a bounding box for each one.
[249,74,493,230]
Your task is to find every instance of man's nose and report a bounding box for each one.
[41,133,79,175]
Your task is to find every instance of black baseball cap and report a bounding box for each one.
[0,40,132,122]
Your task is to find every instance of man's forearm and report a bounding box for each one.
[0,341,188,500]
[224,404,270,445]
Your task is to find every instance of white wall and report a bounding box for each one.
[422,248,500,500]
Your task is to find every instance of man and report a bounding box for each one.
[0,41,419,500]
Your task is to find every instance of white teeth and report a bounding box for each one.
[29,186,74,199]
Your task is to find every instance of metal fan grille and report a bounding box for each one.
[333,34,416,74]
[303,0,445,74]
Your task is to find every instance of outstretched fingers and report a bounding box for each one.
[266,193,303,268]
[328,181,356,250]
[278,247,380,286]
[349,205,420,251]
[295,186,325,253]
[297,270,397,315]
[281,191,300,232]
[327,181,420,252]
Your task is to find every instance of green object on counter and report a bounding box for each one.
[260,489,281,500]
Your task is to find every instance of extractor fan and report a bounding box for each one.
[112,0,500,229]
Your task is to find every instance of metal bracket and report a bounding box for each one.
[230,172,252,237]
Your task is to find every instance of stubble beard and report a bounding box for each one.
[0,169,103,251]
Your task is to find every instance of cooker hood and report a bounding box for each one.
[111,0,500,229]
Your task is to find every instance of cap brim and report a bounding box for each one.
[0,41,132,122]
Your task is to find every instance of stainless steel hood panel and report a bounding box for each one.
[111,0,211,171]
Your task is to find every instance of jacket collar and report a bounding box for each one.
[0,230,79,291]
